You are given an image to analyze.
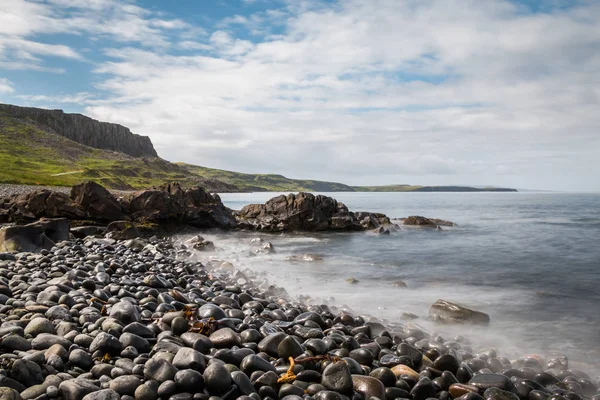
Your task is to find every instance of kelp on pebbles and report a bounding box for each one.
[0,236,598,400]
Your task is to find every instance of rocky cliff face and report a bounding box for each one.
[0,103,158,158]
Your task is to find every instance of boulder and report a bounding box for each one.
[2,190,84,221]
[236,192,391,232]
[121,182,235,228]
[70,181,125,221]
[402,216,456,228]
[402,216,437,227]
[105,220,139,240]
[0,218,69,252]
[429,299,490,325]
[70,226,105,238]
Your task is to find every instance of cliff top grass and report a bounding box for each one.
[0,111,517,193]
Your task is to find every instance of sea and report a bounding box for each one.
[180,192,600,378]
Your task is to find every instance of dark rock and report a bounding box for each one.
[71,181,125,221]
[402,216,438,227]
[429,299,490,325]
[434,354,460,374]
[58,380,100,400]
[89,332,124,355]
[209,328,241,348]
[81,389,121,400]
[258,332,286,356]
[231,371,256,395]
[69,349,94,369]
[236,192,390,232]
[144,358,178,383]
[105,221,139,240]
[469,374,513,391]
[203,362,232,394]
[174,369,204,393]
[0,218,69,252]
[278,336,304,360]
[109,375,143,396]
[121,182,235,228]
[411,377,437,400]
[396,343,423,368]
[484,387,520,400]
[198,304,227,320]
[172,347,206,371]
[369,367,397,387]
[0,388,23,400]
[351,375,386,400]
[70,226,104,238]
[240,355,277,374]
[321,361,353,394]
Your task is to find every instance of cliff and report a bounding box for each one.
[0,103,157,158]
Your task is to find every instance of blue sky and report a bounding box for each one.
[0,0,599,190]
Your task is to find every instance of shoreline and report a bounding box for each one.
[0,234,598,400]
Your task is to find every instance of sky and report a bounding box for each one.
[0,0,599,191]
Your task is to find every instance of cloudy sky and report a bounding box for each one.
[0,0,599,191]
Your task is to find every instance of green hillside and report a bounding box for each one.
[0,112,355,192]
[0,110,517,193]
[176,163,356,192]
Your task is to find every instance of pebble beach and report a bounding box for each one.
[0,231,598,400]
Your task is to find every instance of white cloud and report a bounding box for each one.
[0,0,192,71]
[0,78,14,94]
[8,0,600,190]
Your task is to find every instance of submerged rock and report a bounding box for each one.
[429,299,490,325]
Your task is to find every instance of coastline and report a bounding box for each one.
[1,233,597,400]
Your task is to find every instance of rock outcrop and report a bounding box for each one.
[429,299,490,325]
[70,181,126,221]
[0,103,157,158]
[121,182,236,229]
[0,218,69,252]
[402,216,456,227]
[235,192,390,231]
[0,181,236,230]
[0,183,394,236]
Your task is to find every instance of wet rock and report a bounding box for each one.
[411,377,437,400]
[0,218,69,252]
[429,299,490,325]
[469,374,513,391]
[144,358,178,383]
[69,348,94,369]
[109,375,142,396]
[172,347,206,371]
[351,375,386,400]
[174,369,204,393]
[90,332,124,355]
[203,362,232,394]
[58,380,100,400]
[109,301,140,324]
[24,317,56,336]
[484,387,520,400]
[278,336,304,359]
[240,355,277,374]
[81,389,121,400]
[209,327,241,348]
[231,370,256,395]
[321,361,353,394]
[0,388,23,400]
[0,334,31,351]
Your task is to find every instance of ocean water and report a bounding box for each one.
[184,192,600,377]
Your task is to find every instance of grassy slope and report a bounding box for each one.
[0,112,517,192]
[176,163,356,192]
[0,113,194,190]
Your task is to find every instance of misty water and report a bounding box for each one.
[182,192,600,377]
